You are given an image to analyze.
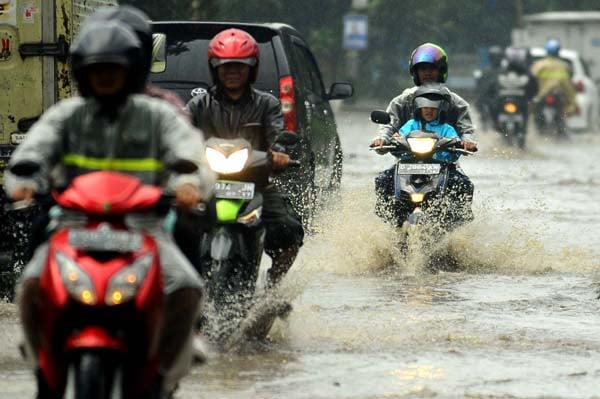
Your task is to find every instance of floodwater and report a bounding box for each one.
[1,107,600,398]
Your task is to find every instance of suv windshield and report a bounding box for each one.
[151,24,280,101]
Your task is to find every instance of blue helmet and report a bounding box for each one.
[545,39,561,56]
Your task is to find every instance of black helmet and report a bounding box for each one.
[504,46,529,73]
[488,45,504,68]
[413,83,451,121]
[86,6,152,93]
[70,20,143,98]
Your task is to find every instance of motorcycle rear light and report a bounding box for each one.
[279,75,297,132]
[503,102,518,114]
[573,80,585,93]
[545,96,555,105]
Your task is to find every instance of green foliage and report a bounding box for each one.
[120,0,600,100]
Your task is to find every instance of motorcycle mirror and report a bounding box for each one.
[151,33,167,73]
[370,110,391,125]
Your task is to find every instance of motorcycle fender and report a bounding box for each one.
[215,199,244,223]
[211,228,235,261]
[64,326,126,352]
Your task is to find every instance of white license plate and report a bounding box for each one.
[69,228,142,252]
[499,114,523,123]
[214,181,255,200]
[397,163,441,175]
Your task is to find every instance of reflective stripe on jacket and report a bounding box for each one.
[5,95,214,196]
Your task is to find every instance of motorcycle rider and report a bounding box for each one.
[530,39,577,128]
[495,46,538,137]
[370,42,477,227]
[88,5,188,115]
[476,45,504,130]
[185,28,304,288]
[5,19,213,398]
[380,84,465,224]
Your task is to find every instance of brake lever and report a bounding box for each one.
[4,199,37,212]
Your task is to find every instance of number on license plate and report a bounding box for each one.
[214,181,255,199]
[397,163,441,175]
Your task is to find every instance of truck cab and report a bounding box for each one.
[0,0,118,183]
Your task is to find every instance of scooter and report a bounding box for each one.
[496,98,526,149]
[370,110,473,236]
[536,92,567,138]
[20,171,167,399]
[198,134,298,343]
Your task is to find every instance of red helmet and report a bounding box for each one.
[208,28,259,83]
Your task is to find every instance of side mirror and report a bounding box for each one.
[327,82,354,100]
[151,33,167,73]
[370,110,391,125]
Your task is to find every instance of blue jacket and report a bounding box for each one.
[398,118,460,163]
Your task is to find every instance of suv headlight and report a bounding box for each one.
[56,252,97,305]
[105,255,153,306]
[407,138,437,154]
[206,147,249,174]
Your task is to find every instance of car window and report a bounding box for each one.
[150,25,280,100]
[291,42,326,101]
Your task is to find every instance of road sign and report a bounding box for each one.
[343,14,368,50]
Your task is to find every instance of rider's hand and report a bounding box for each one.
[370,137,387,147]
[271,151,290,170]
[175,183,201,210]
[10,186,36,202]
[463,141,478,152]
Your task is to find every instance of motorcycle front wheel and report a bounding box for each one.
[64,352,120,399]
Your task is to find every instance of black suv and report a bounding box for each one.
[149,21,353,220]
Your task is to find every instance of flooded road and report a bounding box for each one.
[2,107,600,398]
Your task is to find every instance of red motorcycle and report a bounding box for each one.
[32,171,166,399]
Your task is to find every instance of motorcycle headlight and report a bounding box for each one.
[205,147,249,174]
[504,102,518,114]
[407,138,437,154]
[56,252,97,305]
[410,193,425,203]
[105,255,153,306]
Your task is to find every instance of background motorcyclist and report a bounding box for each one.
[530,39,577,124]
[494,46,538,137]
[370,42,477,226]
[88,5,189,116]
[378,84,468,226]
[5,18,213,398]
[476,45,505,129]
[185,28,304,288]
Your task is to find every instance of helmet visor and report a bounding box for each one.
[414,97,442,109]
[210,57,257,68]
[412,45,445,66]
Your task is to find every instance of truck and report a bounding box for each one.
[512,11,600,82]
[0,0,118,300]
[0,0,118,183]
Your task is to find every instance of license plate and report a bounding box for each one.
[214,181,255,200]
[69,226,142,252]
[397,163,441,175]
[499,114,523,123]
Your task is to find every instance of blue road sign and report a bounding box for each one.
[343,14,368,50]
